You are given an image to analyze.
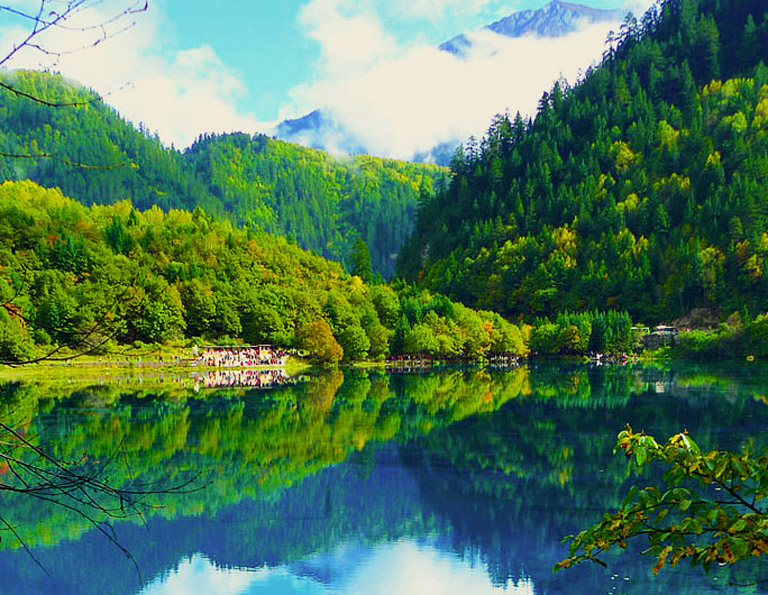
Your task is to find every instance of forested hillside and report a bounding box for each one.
[0,181,524,363]
[185,133,444,277]
[0,70,446,278]
[398,0,768,323]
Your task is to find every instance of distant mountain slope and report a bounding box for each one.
[440,0,625,56]
[0,70,447,278]
[275,1,626,164]
[185,133,446,277]
[397,0,768,322]
[274,110,366,155]
[273,109,367,159]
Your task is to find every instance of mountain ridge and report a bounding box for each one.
[0,70,447,278]
[439,0,626,56]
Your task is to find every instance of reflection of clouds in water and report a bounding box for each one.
[140,542,532,595]
[338,540,534,595]
[139,554,263,595]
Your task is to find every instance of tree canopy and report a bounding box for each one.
[398,0,768,323]
[0,180,526,364]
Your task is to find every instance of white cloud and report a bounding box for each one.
[340,540,535,595]
[299,0,398,76]
[287,0,622,161]
[140,541,532,595]
[140,554,261,595]
[0,0,653,156]
[0,0,268,148]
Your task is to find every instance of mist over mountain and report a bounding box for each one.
[274,1,627,164]
[440,0,625,56]
[275,110,367,156]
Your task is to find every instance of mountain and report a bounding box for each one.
[0,70,447,278]
[185,133,446,278]
[275,109,367,153]
[274,1,626,164]
[439,0,626,56]
[397,0,768,323]
[274,109,367,156]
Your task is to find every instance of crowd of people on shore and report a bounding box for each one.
[195,346,288,368]
[75,345,289,368]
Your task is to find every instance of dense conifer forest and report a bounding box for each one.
[398,0,768,324]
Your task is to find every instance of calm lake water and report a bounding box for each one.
[1,362,767,594]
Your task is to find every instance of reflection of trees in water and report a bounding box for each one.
[1,363,768,591]
[0,446,433,595]
[403,363,768,593]
[0,367,527,551]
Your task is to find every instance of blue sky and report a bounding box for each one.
[0,0,649,157]
[157,0,317,120]
[156,0,634,120]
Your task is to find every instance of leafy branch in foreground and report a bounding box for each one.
[556,425,768,576]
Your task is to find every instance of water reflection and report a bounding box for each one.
[193,368,292,389]
[140,543,534,595]
[1,363,768,593]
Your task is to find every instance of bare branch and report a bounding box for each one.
[0,514,50,576]
[0,416,203,582]
[0,1,148,70]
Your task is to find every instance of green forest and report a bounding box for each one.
[4,0,768,362]
[398,0,768,324]
[0,180,525,363]
[0,70,447,278]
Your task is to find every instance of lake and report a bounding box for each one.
[0,362,766,594]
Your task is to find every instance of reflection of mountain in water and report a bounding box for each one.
[401,372,768,594]
[2,363,768,593]
[0,445,431,595]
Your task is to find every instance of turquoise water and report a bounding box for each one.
[0,363,766,594]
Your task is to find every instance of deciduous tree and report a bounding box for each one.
[558,425,768,576]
